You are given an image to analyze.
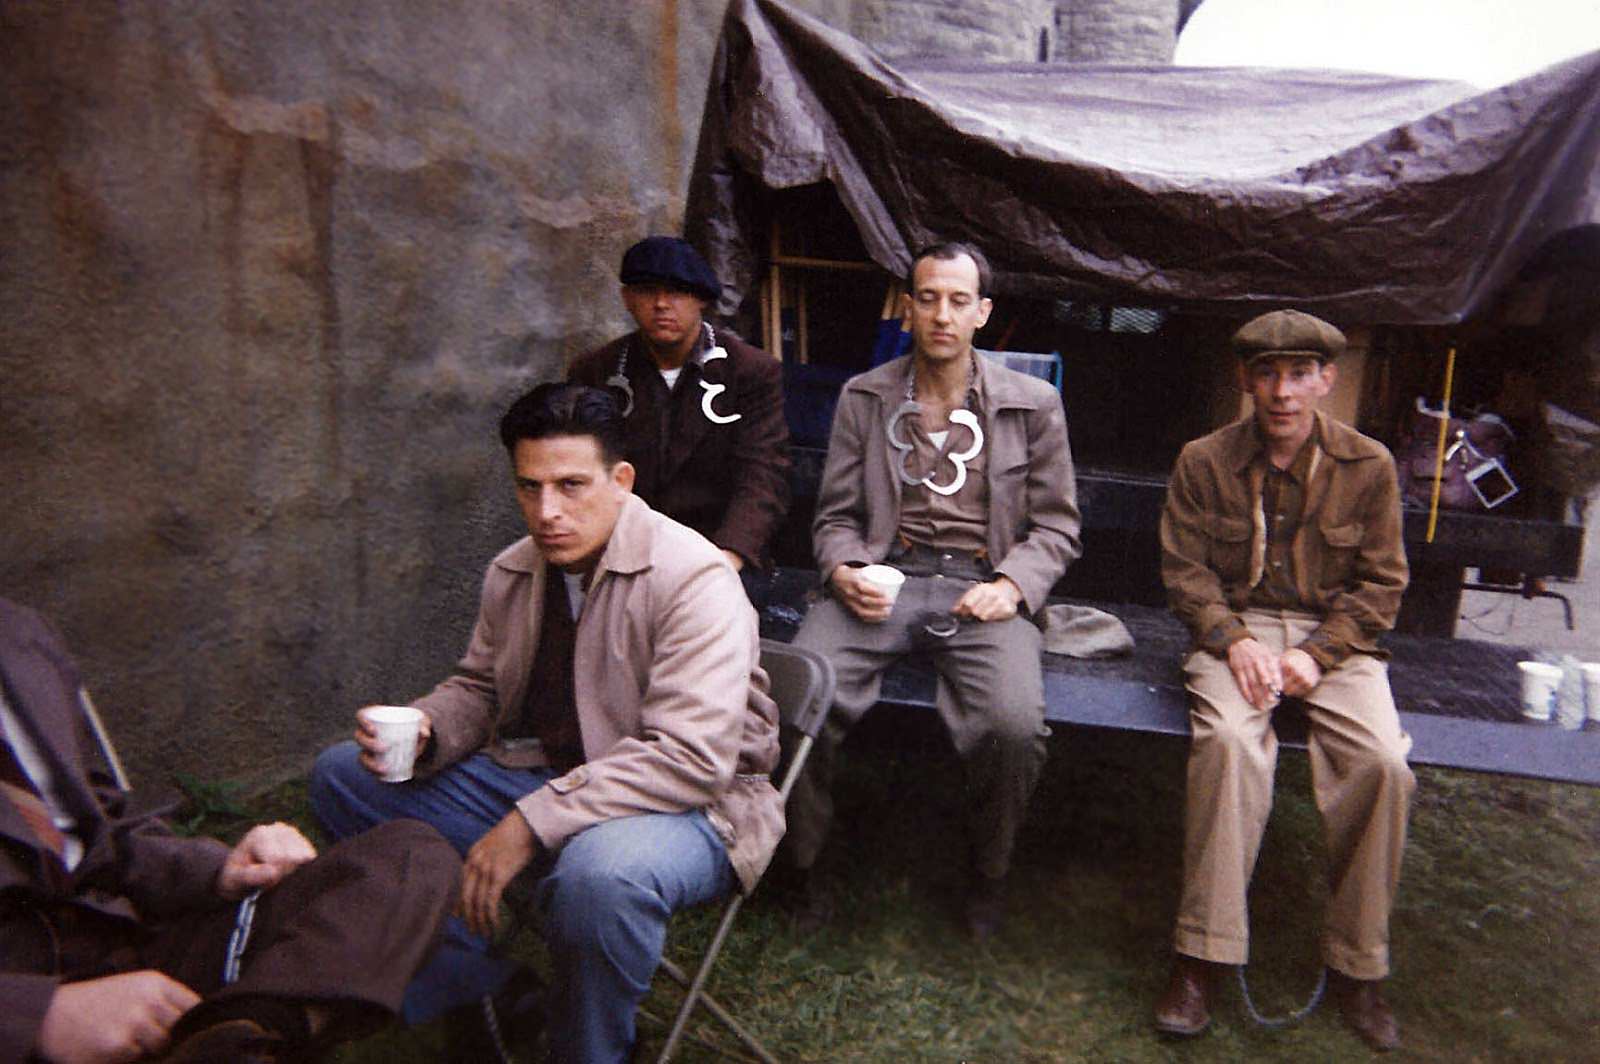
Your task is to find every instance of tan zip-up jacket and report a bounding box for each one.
[411,495,783,892]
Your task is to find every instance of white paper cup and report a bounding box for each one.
[857,564,906,604]
[361,705,425,782]
[1517,661,1563,722]
[1582,663,1600,724]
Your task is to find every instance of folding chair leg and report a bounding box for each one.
[656,930,778,1064]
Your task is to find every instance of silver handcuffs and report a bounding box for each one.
[886,403,984,496]
[607,323,741,424]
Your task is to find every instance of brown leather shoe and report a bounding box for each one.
[1154,955,1221,1037]
[1332,973,1401,1052]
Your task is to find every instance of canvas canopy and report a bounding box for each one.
[687,0,1600,325]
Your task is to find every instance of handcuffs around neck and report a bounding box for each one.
[885,359,984,496]
[606,323,741,425]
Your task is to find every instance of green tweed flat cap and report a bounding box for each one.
[1231,309,1347,364]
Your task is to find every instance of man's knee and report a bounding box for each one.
[1350,742,1416,801]
[540,859,664,955]
[982,699,1048,752]
[1187,708,1275,792]
[308,740,393,842]
[309,741,364,804]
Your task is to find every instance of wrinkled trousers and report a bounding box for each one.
[1174,609,1415,980]
[787,569,1050,880]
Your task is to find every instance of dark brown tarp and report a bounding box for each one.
[687,0,1600,325]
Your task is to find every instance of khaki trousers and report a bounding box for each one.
[1174,610,1415,980]
[786,573,1050,879]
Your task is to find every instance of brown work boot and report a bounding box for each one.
[1330,971,1401,1052]
[1154,954,1223,1037]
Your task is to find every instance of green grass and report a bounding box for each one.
[191,730,1600,1062]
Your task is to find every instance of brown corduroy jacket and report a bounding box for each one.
[1159,411,1410,664]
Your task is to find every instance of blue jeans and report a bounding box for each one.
[309,742,734,1063]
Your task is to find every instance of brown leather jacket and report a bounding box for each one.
[1159,412,1409,663]
[568,329,789,567]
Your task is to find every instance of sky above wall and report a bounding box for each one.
[1177,0,1600,89]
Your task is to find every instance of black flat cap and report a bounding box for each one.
[1232,309,1346,364]
[619,236,721,302]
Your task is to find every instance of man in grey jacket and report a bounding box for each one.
[785,242,1081,940]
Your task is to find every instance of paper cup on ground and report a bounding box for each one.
[857,564,906,604]
[1517,662,1562,722]
[1582,663,1600,724]
[361,705,425,782]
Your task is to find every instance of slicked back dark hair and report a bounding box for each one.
[498,383,627,466]
[905,241,992,298]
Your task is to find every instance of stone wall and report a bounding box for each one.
[0,0,845,786]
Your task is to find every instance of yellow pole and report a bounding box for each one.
[1424,346,1458,543]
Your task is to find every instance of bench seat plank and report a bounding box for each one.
[759,568,1600,787]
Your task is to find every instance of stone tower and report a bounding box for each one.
[848,0,1189,64]
[852,0,1059,62]
[1055,0,1183,63]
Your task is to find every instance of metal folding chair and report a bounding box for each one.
[78,687,133,791]
[654,639,836,1064]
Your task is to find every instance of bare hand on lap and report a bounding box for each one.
[37,971,200,1063]
[952,575,1022,622]
[1226,637,1284,710]
[216,821,318,899]
[459,810,539,938]
[1278,647,1323,698]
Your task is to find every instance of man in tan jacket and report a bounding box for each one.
[1154,310,1412,1052]
[310,384,782,1064]
[785,242,1081,941]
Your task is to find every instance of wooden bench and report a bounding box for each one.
[756,567,1600,787]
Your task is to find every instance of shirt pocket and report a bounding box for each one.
[1207,515,1253,577]
[1315,519,1365,586]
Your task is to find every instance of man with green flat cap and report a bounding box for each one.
[1155,309,1413,1052]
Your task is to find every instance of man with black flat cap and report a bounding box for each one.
[1154,309,1413,1052]
[568,236,789,582]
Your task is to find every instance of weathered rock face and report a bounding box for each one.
[853,0,1057,62]
[0,0,847,785]
[0,0,1174,788]
[1056,0,1180,63]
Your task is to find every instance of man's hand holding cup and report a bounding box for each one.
[355,705,432,782]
